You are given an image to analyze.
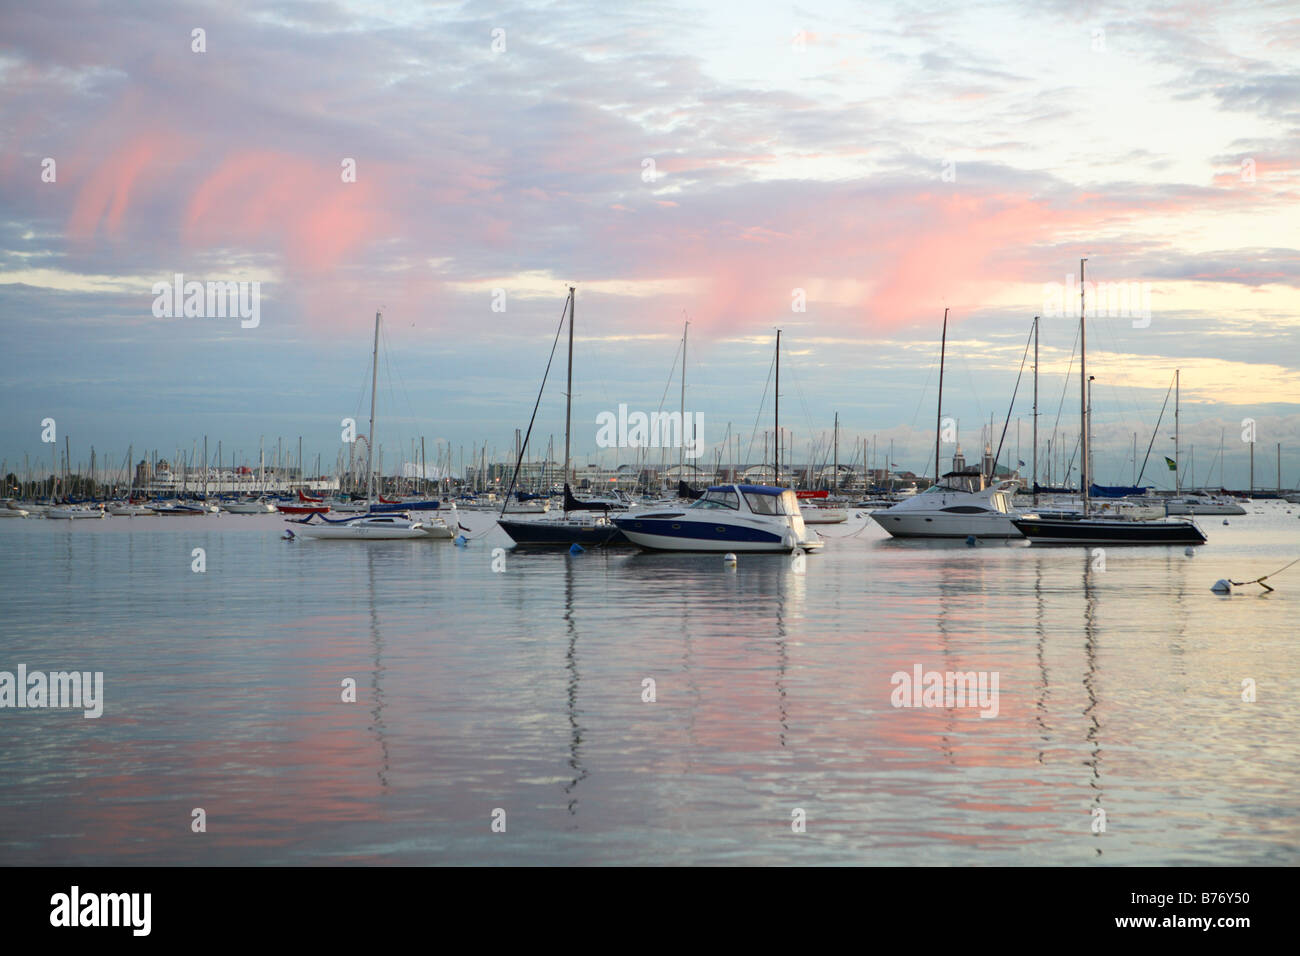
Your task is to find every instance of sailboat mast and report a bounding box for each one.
[680,320,687,481]
[1079,259,1088,515]
[1032,315,1039,505]
[1174,368,1180,495]
[935,307,948,486]
[833,412,839,493]
[774,329,781,485]
[366,312,380,502]
[563,286,574,511]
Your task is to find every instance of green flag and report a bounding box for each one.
[1165,457,1177,471]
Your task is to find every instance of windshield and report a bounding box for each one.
[744,491,785,515]
[690,489,739,510]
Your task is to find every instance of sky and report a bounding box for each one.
[1,0,1298,489]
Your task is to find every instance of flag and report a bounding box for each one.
[1165,457,1177,471]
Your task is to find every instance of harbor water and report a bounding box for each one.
[1,505,1297,865]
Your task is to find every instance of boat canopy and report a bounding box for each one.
[711,484,784,496]
[1089,483,1150,498]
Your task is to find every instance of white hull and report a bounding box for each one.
[47,507,108,519]
[871,479,1021,538]
[296,522,431,540]
[873,511,1020,537]
[615,528,819,553]
[801,507,848,524]
[1165,498,1246,515]
[221,501,277,514]
[107,504,154,516]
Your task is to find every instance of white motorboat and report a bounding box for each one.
[800,505,848,524]
[1164,493,1246,516]
[220,499,277,514]
[1,500,29,517]
[47,504,109,519]
[613,483,823,553]
[871,471,1021,538]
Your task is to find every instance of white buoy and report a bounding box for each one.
[1184,547,1194,556]
[1211,579,1231,594]
[1223,519,1230,525]
[282,529,295,540]
[723,552,737,567]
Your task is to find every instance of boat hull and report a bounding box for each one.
[1012,516,1207,545]
[497,518,628,547]
[612,516,819,553]
[871,511,1021,538]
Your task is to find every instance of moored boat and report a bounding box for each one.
[1012,513,1207,545]
[613,483,822,553]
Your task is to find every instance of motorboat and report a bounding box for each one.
[0,500,29,517]
[220,498,278,514]
[1164,493,1246,516]
[871,471,1021,538]
[613,484,823,553]
[800,503,849,524]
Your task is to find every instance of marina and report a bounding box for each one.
[3,0,1298,900]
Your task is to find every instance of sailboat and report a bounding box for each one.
[497,287,628,547]
[1013,261,1207,545]
[293,312,451,541]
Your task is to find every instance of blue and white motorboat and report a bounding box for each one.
[612,484,823,552]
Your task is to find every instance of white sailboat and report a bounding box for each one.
[294,312,450,541]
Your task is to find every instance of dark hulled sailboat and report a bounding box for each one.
[497,287,630,548]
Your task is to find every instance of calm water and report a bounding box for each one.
[1,504,1298,865]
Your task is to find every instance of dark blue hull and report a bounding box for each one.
[497,518,629,548]
[1013,516,1206,545]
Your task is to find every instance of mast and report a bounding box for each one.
[833,412,839,493]
[774,329,781,486]
[1079,259,1088,515]
[679,320,688,481]
[1029,316,1040,509]
[366,312,380,503]
[936,308,948,486]
[563,286,574,512]
[1174,368,1180,495]
[203,436,208,500]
